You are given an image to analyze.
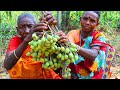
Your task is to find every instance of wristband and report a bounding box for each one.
[14,50,19,59]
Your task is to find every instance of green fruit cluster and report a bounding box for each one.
[26,31,79,79]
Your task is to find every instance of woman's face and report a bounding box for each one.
[16,17,35,39]
[80,11,99,32]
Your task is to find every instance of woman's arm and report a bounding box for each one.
[4,40,28,70]
[56,30,100,62]
[4,28,45,70]
[77,45,100,61]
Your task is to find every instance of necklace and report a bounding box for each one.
[80,30,95,47]
[80,30,85,47]
[79,30,82,47]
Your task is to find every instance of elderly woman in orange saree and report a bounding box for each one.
[4,12,61,79]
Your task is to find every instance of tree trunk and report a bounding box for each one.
[65,11,70,26]
[61,11,66,31]
[65,11,70,32]
[0,12,1,24]
[57,11,61,30]
[61,11,71,32]
[6,11,12,20]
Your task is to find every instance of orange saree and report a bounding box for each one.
[6,36,61,79]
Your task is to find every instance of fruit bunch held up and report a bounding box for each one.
[26,11,79,79]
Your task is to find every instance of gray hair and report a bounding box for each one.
[17,13,37,25]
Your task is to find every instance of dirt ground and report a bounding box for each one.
[110,64,120,79]
[0,55,9,79]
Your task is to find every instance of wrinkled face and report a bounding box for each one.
[16,17,35,39]
[80,11,99,32]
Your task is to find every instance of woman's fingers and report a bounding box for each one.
[58,35,69,43]
[58,38,69,43]
[47,17,54,24]
[35,32,44,35]
[44,14,53,21]
[53,20,57,25]
[56,31,69,43]
[33,26,48,32]
[34,23,47,28]
[44,11,57,25]
[39,11,57,27]
[32,22,48,32]
[56,31,66,37]
[44,11,52,16]
[39,17,45,22]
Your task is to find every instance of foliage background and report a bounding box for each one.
[0,11,120,63]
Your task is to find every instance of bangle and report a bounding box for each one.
[14,50,19,59]
[76,45,81,52]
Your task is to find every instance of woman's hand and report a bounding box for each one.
[42,11,57,25]
[23,22,48,43]
[56,30,70,43]
[24,11,57,43]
